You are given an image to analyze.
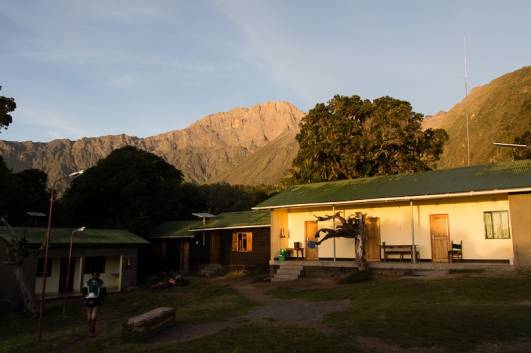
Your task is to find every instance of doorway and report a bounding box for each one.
[365,217,381,261]
[305,221,319,260]
[430,214,450,262]
[59,257,76,294]
[209,233,221,264]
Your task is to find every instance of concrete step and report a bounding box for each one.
[271,276,298,282]
[276,269,302,275]
[272,261,304,282]
[279,265,303,271]
[279,262,304,267]
[273,275,299,280]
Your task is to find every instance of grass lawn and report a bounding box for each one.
[269,275,531,352]
[0,278,255,353]
[3,274,531,353]
[80,323,361,353]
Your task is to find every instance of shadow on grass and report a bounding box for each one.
[268,275,531,352]
[0,278,256,353]
[80,323,362,353]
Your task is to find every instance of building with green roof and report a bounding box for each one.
[253,160,531,278]
[0,226,148,307]
[149,210,271,274]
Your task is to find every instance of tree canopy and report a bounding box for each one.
[0,95,16,132]
[58,146,185,235]
[0,156,50,225]
[182,182,273,215]
[57,146,274,236]
[291,95,449,183]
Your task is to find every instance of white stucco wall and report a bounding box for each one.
[272,195,514,262]
[35,256,123,296]
[81,256,121,291]
[34,258,61,295]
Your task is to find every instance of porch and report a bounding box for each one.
[269,258,514,280]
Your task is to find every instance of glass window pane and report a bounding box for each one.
[500,211,510,238]
[484,211,510,239]
[493,212,503,239]
[484,212,493,239]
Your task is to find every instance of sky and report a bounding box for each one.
[1,0,530,142]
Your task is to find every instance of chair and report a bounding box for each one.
[448,241,463,263]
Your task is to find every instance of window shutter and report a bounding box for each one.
[247,232,253,252]
[232,232,238,252]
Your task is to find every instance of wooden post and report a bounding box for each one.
[358,213,367,271]
[118,255,123,292]
[410,200,417,263]
[332,205,336,262]
[78,257,84,293]
[62,234,75,316]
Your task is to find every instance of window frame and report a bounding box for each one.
[83,256,106,274]
[232,231,253,253]
[36,258,52,277]
[483,210,511,239]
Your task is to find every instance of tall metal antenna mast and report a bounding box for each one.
[464,37,470,166]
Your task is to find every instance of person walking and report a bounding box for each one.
[82,272,106,336]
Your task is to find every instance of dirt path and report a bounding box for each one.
[156,278,349,343]
[59,316,110,353]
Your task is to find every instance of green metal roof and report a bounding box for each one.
[149,220,201,239]
[189,210,270,231]
[254,160,531,209]
[0,227,149,246]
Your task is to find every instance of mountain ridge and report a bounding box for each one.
[0,101,305,188]
[2,66,530,189]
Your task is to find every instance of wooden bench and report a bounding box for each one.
[123,307,175,341]
[380,242,420,262]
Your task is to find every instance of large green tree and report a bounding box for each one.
[59,146,185,235]
[0,156,50,225]
[0,95,16,132]
[291,95,448,183]
[185,182,274,214]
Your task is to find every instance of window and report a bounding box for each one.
[84,257,106,274]
[36,258,52,277]
[232,232,253,253]
[484,211,511,239]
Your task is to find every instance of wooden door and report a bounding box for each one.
[209,233,221,264]
[430,214,450,262]
[365,217,381,261]
[305,221,319,260]
[180,241,190,274]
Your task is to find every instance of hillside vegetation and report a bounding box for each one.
[423,65,531,167]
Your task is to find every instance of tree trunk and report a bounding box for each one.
[14,265,37,316]
[356,214,368,272]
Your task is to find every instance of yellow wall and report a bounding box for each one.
[272,195,514,262]
[271,209,288,259]
[508,194,531,267]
